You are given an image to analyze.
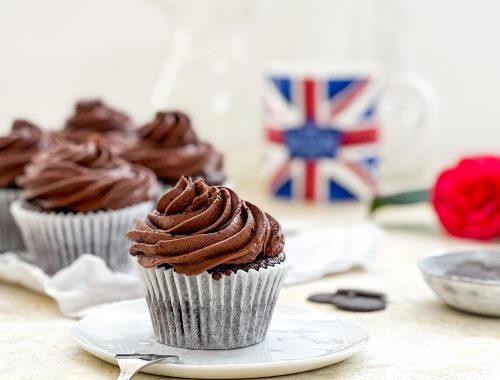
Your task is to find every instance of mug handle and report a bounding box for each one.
[378,70,439,173]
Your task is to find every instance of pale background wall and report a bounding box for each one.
[0,0,498,159]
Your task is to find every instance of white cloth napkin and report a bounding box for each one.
[283,222,382,285]
[0,253,143,318]
[0,222,381,317]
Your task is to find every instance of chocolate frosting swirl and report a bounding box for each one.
[140,111,198,147]
[65,99,134,137]
[121,111,226,185]
[128,177,284,275]
[61,129,138,155]
[0,120,48,188]
[17,138,158,212]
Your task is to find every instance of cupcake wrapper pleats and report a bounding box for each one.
[136,261,287,350]
[10,200,153,275]
[0,189,25,252]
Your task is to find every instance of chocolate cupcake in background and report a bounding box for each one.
[62,99,137,153]
[0,120,51,252]
[128,176,286,349]
[11,138,158,274]
[121,111,226,189]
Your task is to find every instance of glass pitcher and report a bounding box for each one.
[149,0,260,151]
[150,0,438,190]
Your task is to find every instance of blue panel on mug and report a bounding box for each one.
[365,156,378,167]
[329,180,356,200]
[286,124,341,159]
[362,103,377,119]
[271,77,292,103]
[327,79,356,99]
[275,179,293,198]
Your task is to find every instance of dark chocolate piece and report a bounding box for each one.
[331,293,386,312]
[446,261,500,281]
[336,288,387,301]
[307,288,387,312]
[307,293,335,304]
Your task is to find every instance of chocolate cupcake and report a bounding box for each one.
[11,138,158,274]
[128,176,286,349]
[0,120,51,252]
[121,111,226,188]
[63,99,137,153]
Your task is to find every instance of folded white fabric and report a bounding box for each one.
[283,222,382,285]
[0,222,381,317]
[0,252,46,294]
[45,256,144,317]
[0,253,143,318]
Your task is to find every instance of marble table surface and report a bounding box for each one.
[2,182,500,379]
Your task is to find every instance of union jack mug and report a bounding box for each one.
[263,64,437,202]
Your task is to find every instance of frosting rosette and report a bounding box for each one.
[17,138,158,212]
[65,99,134,135]
[121,111,226,185]
[128,176,284,275]
[63,99,137,152]
[0,120,49,188]
[140,111,197,147]
[131,176,286,349]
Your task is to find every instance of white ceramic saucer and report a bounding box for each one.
[72,300,370,379]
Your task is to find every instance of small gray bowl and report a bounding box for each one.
[418,249,500,317]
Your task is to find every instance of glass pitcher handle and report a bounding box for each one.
[378,70,439,173]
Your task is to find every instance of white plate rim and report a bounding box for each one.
[72,300,371,379]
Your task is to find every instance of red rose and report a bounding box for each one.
[432,155,500,240]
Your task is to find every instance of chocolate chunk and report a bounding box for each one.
[307,293,335,304]
[336,288,387,301]
[446,261,500,281]
[331,293,386,312]
[307,288,387,312]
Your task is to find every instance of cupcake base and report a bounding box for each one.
[0,189,25,252]
[136,259,287,350]
[11,200,154,275]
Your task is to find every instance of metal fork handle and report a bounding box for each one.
[115,354,179,380]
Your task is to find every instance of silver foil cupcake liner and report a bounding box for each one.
[10,200,154,275]
[136,261,287,349]
[0,189,25,252]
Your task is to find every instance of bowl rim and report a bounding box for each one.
[417,248,500,287]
